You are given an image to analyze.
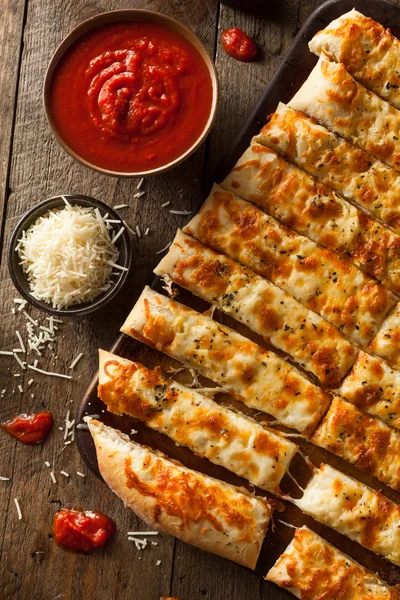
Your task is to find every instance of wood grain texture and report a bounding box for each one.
[5,1,397,599]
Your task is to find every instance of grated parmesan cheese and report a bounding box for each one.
[69,353,83,370]
[14,498,22,520]
[16,203,125,309]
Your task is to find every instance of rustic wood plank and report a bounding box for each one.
[0,1,218,599]
[0,0,26,233]
[0,0,27,565]
[207,0,302,176]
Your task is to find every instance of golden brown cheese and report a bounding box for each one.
[339,351,400,430]
[369,302,400,370]
[256,102,400,238]
[266,526,399,600]
[295,463,400,566]
[310,396,400,491]
[87,418,274,569]
[289,57,400,171]
[289,57,400,172]
[120,287,331,434]
[155,230,357,387]
[222,139,400,298]
[97,349,298,493]
[310,9,400,110]
[205,182,394,346]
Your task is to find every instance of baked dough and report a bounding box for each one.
[289,56,400,173]
[339,350,400,430]
[310,9,400,110]
[266,525,399,599]
[98,349,298,493]
[155,230,357,387]
[294,463,400,566]
[310,396,400,491]
[256,101,400,241]
[86,418,274,569]
[195,183,394,346]
[120,287,331,434]
[369,302,400,370]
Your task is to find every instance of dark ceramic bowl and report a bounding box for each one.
[43,9,219,178]
[7,194,132,316]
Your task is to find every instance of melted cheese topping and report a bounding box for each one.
[120,287,331,434]
[87,418,272,569]
[155,231,356,387]
[98,350,298,493]
[295,463,400,565]
[186,183,394,345]
[266,526,398,600]
[223,141,400,303]
[256,103,400,243]
[311,396,400,491]
[310,9,400,110]
[369,303,400,370]
[289,57,400,172]
[219,161,396,344]
[339,351,400,430]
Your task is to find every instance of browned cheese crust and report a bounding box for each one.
[86,418,275,569]
[311,396,400,491]
[266,526,399,599]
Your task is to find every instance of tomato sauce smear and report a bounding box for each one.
[2,412,53,444]
[50,22,214,173]
[53,509,116,553]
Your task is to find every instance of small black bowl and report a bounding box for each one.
[8,194,132,316]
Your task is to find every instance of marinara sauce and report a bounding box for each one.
[53,509,116,553]
[50,22,214,173]
[2,412,53,444]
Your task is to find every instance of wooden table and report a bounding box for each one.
[0,1,336,598]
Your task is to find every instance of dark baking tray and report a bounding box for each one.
[76,0,400,588]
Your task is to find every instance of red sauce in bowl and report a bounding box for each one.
[49,21,214,173]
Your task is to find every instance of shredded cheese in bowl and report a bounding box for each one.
[16,199,127,309]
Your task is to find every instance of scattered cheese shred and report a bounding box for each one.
[50,471,57,484]
[14,498,22,520]
[155,242,172,255]
[69,352,83,370]
[60,471,69,478]
[27,364,71,380]
[17,203,124,308]
[76,471,85,477]
[113,204,128,210]
[169,210,191,215]
[13,353,26,370]
[15,331,25,353]
[0,476,10,481]
[127,531,158,536]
